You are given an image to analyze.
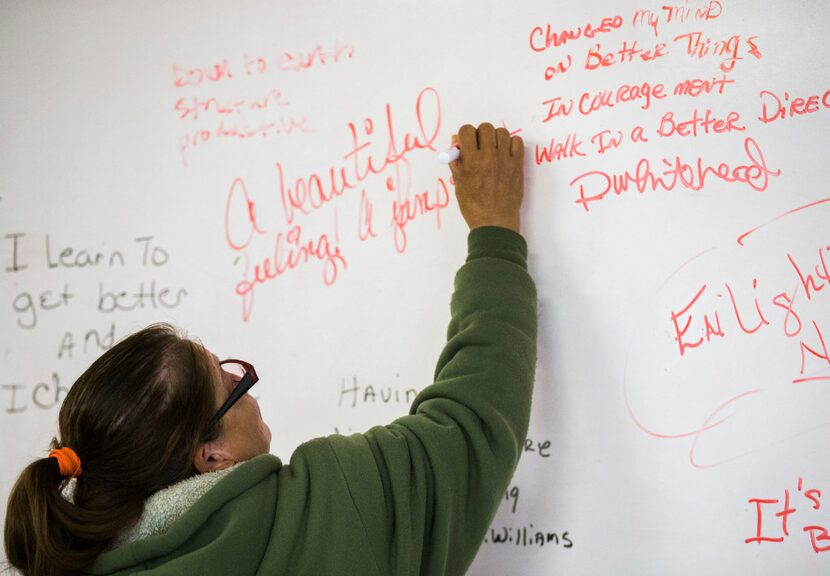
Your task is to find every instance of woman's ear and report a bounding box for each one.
[193,439,236,473]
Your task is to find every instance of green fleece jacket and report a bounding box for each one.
[90,226,538,576]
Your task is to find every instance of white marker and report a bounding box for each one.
[438,147,460,164]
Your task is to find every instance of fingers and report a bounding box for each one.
[495,127,511,153]
[510,134,524,159]
[453,123,524,159]
[457,124,478,153]
[477,122,496,150]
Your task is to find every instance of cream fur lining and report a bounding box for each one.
[114,466,237,547]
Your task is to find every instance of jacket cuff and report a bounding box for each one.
[466,226,528,269]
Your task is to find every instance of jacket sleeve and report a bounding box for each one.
[326,226,538,575]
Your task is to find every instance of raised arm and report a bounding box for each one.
[325,123,537,574]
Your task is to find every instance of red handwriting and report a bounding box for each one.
[225,177,267,250]
[534,106,758,176]
[632,2,723,37]
[625,381,764,469]
[278,87,441,225]
[173,60,234,88]
[242,41,353,75]
[179,116,313,168]
[535,125,650,164]
[172,42,354,88]
[628,246,826,467]
[746,477,830,554]
[758,88,830,124]
[738,197,830,246]
[543,81,666,122]
[534,133,587,165]
[663,1,723,23]
[789,247,830,382]
[577,81,667,115]
[656,108,745,138]
[631,9,661,36]
[391,177,451,254]
[673,73,735,97]
[672,31,762,72]
[243,41,354,76]
[669,243,830,384]
[532,4,731,81]
[225,181,347,321]
[358,190,377,241]
[591,130,623,154]
[788,247,830,303]
[798,321,830,383]
[276,41,354,72]
[670,280,772,357]
[222,88,443,321]
[543,55,573,80]
[235,225,347,321]
[585,40,668,70]
[174,89,289,121]
[529,15,623,52]
[570,137,780,212]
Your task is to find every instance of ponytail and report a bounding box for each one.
[5,455,133,576]
[3,324,220,575]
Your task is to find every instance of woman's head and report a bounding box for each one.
[3,323,246,575]
[193,355,272,473]
[59,324,221,490]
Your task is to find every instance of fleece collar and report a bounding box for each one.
[114,466,238,547]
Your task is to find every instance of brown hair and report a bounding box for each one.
[4,323,221,576]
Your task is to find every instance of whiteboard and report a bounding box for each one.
[2,1,829,573]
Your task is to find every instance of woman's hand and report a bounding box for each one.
[449,122,524,233]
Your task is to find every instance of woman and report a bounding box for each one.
[4,123,537,575]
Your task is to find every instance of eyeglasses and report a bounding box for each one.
[207,359,259,431]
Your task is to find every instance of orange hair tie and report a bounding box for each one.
[48,447,83,478]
